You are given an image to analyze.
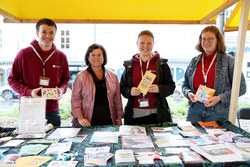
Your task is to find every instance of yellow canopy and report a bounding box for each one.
[0,0,238,24]
[225,0,250,31]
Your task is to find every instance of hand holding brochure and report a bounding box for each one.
[194,85,215,103]
[42,88,58,99]
[137,71,156,95]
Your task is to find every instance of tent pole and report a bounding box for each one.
[228,0,250,124]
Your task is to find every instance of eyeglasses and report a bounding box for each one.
[201,37,214,43]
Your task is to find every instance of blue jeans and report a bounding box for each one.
[46,110,61,127]
[186,102,228,123]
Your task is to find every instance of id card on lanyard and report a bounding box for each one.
[30,45,55,86]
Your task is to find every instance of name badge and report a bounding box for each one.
[138,98,149,108]
[39,77,50,86]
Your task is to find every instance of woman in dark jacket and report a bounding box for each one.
[120,30,175,125]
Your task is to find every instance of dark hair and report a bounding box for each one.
[196,26,226,53]
[36,18,57,32]
[84,43,107,66]
[137,30,154,41]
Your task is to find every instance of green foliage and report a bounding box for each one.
[59,88,72,120]
[238,102,250,108]
[0,103,19,122]
[168,98,188,118]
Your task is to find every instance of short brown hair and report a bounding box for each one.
[196,26,226,53]
[36,18,57,32]
[137,30,154,41]
[84,43,107,66]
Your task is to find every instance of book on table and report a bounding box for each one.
[89,131,119,144]
[119,125,146,136]
[190,143,244,163]
[115,149,135,166]
[179,151,205,164]
[121,135,155,153]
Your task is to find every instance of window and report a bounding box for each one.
[225,9,233,23]
[247,62,250,68]
[61,30,70,49]
[247,71,250,78]
[0,29,2,49]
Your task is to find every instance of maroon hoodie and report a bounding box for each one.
[132,51,159,109]
[8,40,70,113]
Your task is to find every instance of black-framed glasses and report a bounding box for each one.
[201,37,214,43]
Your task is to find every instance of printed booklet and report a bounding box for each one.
[194,85,215,103]
[190,143,244,163]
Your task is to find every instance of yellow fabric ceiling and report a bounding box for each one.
[225,0,250,31]
[0,0,238,24]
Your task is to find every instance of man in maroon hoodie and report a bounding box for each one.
[8,18,70,127]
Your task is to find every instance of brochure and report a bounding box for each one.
[205,128,226,136]
[137,71,156,95]
[121,135,155,152]
[119,125,146,136]
[19,144,48,155]
[0,140,25,147]
[89,131,119,144]
[15,155,53,167]
[179,130,202,137]
[48,161,78,167]
[198,121,222,129]
[155,138,189,147]
[115,149,135,166]
[151,127,174,132]
[217,131,243,142]
[47,128,81,139]
[177,121,196,131]
[185,138,207,146]
[26,139,59,144]
[194,85,215,103]
[62,135,87,143]
[190,143,244,162]
[135,152,161,164]
[85,146,111,154]
[45,142,72,154]
[154,133,183,140]
[199,134,221,145]
[179,151,205,164]
[225,142,250,160]
[84,152,113,166]
[42,88,58,99]
[161,155,183,164]
[233,136,250,143]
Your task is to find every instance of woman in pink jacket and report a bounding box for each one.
[71,44,123,127]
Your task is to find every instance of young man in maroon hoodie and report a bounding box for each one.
[8,18,70,127]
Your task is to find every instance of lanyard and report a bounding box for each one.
[202,53,216,86]
[139,57,150,79]
[30,45,55,77]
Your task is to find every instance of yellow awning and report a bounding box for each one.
[0,0,238,24]
[225,0,250,31]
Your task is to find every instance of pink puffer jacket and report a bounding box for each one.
[71,69,123,127]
